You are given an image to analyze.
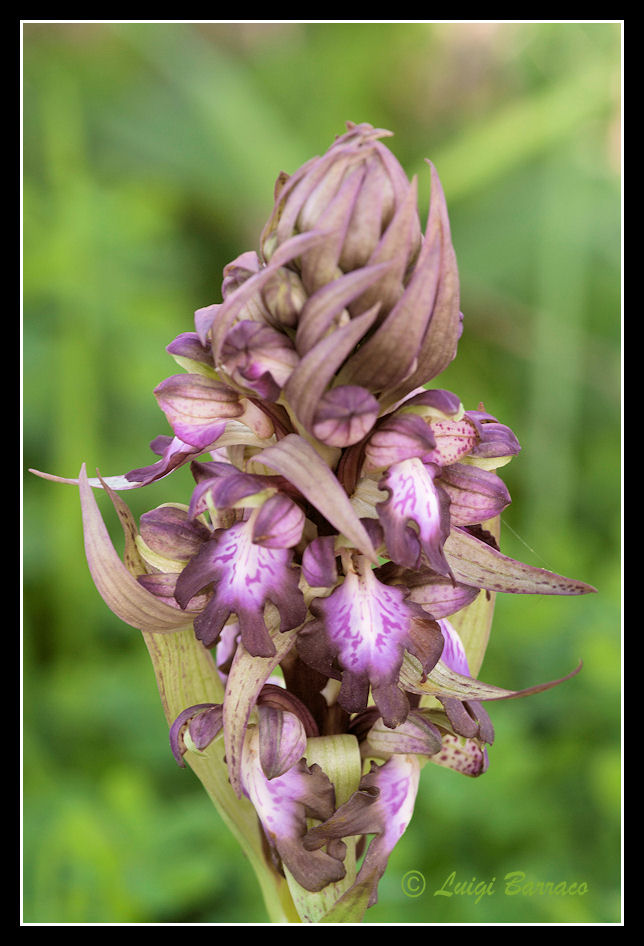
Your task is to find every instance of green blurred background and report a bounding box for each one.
[23,22,621,924]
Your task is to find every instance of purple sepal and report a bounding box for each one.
[297,562,444,728]
[221,250,262,299]
[257,683,320,739]
[154,374,242,449]
[301,535,338,588]
[139,505,211,560]
[375,562,479,619]
[175,520,307,657]
[125,436,205,487]
[137,572,207,612]
[304,754,420,907]
[257,704,308,780]
[377,458,452,574]
[261,266,307,328]
[437,463,511,526]
[363,413,436,471]
[166,332,213,367]
[220,320,299,400]
[194,304,220,346]
[169,703,222,767]
[251,493,305,549]
[466,410,521,459]
[311,385,380,447]
[399,388,462,416]
[187,463,279,519]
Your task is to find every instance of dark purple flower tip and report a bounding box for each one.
[251,493,305,549]
[139,504,211,560]
[466,410,522,459]
[363,413,436,471]
[219,320,299,400]
[166,332,214,371]
[169,703,222,767]
[438,697,495,745]
[301,535,339,588]
[311,385,380,447]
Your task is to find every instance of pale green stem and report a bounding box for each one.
[141,626,300,923]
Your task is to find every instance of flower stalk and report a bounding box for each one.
[32,122,595,924]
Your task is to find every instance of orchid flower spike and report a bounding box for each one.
[31,121,595,924]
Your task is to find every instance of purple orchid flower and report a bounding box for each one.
[32,121,596,923]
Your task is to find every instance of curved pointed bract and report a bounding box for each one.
[444,527,598,596]
[78,465,194,634]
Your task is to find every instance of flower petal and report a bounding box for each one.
[304,755,420,907]
[223,620,299,797]
[240,727,347,893]
[437,463,511,525]
[175,519,307,657]
[301,535,339,589]
[219,320,299,400]
[258,704,308,780]
[283,304,380,434]
[363,413,436,471]
[251,493,305,549]
[375,561,479,619]
[312,385,380,448]
[154,374,242,449]
[298,561,443,728]
[377,458,452,574]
